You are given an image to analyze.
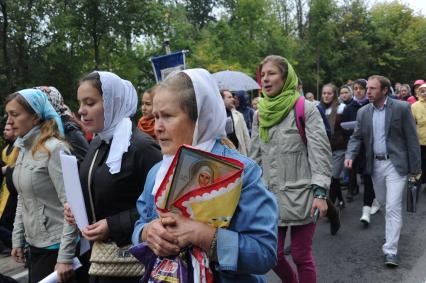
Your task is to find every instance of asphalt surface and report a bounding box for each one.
[267,184,426,283]
[2,185,426,283]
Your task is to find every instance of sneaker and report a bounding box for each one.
[384,254,399,267]
[360,206,371,226]
[370,199,381,215]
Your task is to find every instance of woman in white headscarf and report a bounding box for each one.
[65,71,162,283]
[132,69,278,283]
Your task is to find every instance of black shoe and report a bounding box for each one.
[284,245,291,255]
[346,193,354,203]
[384,254,399,267]
[330,209,341,236]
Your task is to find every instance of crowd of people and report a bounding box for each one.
[0,54,424,283]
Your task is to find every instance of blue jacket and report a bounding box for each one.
[132,141,278,283]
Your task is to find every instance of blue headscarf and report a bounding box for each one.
[18,89,64,135]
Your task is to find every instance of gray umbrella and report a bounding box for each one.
[213,70,260,91]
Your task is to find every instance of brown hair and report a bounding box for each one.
[368,75,391,92]
[259,55,289,80]
[4,93,64,160]
[154,72,198,122]
[322,83,338,97]
[79,72,103,95]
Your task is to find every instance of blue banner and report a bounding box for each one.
[150,51,187,82]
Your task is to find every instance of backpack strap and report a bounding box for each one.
[294,96,307,145]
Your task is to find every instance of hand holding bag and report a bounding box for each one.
[406,179,419,213]
[87,149,144,277]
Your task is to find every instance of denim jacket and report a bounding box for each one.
[132,141,278,283]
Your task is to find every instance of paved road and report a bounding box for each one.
[3,186,426,283]
[268,185,426,283]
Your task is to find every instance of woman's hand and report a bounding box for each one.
[160,212,216,252]
[11,247,25,263]
[143,218,180,257]
[81,219,109,241]
[64,203,76,225]
[311,198,328,218]
[55,262,74,283]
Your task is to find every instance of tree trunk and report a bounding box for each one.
[295,0,304,38]
[91,4,100,69]
[316,46,320,98]
[0,0,11,88]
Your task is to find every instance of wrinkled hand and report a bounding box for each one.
[55,262,74,283]
[11,247,25,263]
[311,198,328,218]
[81,219,109,241]
[344,159,353,169]
[159,212,215,252]
[143,218,180,257]
[64,203,76,226]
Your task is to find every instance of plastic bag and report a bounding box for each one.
[129,243,193,283]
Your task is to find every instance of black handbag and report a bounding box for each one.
[406,179,419,213]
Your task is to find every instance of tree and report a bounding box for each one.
[301,0,339,94]
[334,0,372,82]
[185,0,216,30]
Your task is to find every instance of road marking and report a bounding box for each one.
[11,270,28,280]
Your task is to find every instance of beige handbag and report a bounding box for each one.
[87,149,144,277]
[88,241,144,277]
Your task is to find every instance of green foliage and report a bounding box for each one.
[0,0,426,111]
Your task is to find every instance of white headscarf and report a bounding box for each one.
[96,71,138,174]
[152,68,227,195]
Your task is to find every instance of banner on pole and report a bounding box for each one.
[150,51,188,82]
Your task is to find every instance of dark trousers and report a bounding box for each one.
[29,245,89,283]
[421,145,426,184]
[329,177,343,204]
[363,174,375,206]
[0,225,12,248]
[0,274,18,283]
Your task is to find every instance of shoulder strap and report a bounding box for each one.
[294,96,307,145]
[87,148,100,223]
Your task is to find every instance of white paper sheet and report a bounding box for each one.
[39,257,82,283]
[340,121,357,130]
[59,151,89,231]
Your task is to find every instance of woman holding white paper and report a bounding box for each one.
[132,68,278,282]
[5,89,79,283]
[67,71,162,283]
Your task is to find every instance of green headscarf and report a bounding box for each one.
[258,59,300,143]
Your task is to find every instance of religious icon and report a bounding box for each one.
[156,145,244,228]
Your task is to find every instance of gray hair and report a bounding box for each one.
[154,72,198,122]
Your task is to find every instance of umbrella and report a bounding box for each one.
[213,70,260,91]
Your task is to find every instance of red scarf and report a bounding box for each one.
[137,116,156,139]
